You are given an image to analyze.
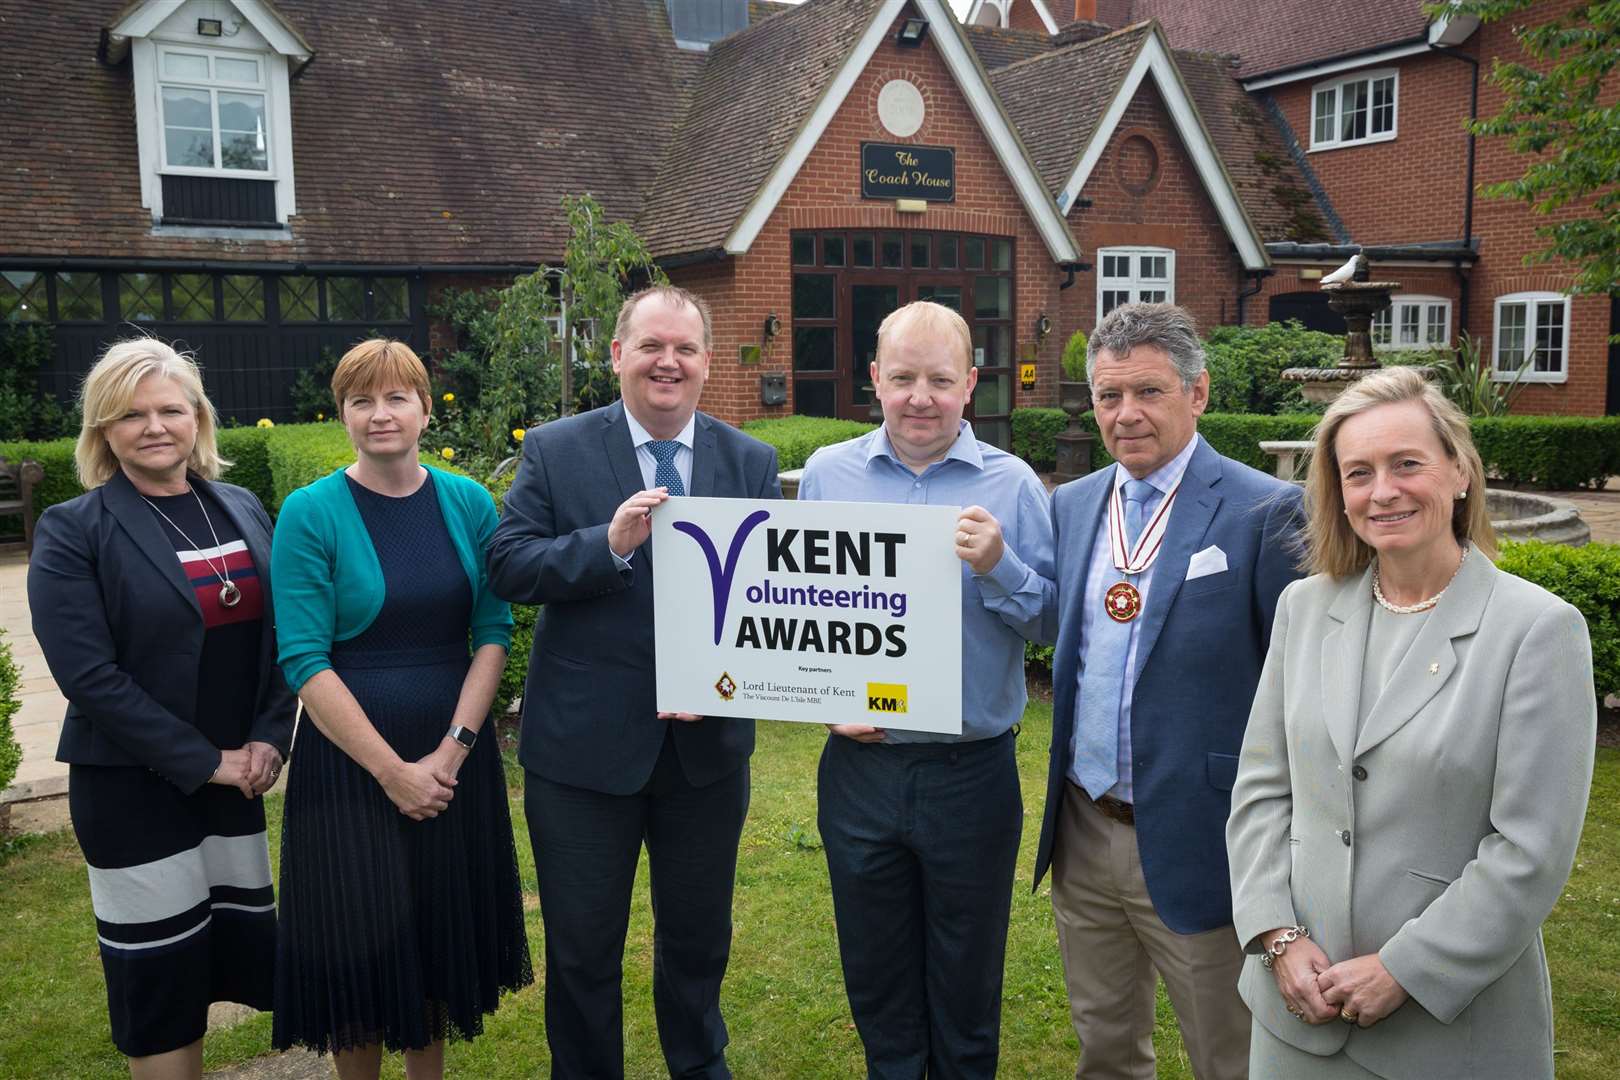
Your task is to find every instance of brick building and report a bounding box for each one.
[2,0,1613,434]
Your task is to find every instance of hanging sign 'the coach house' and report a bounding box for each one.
[860,143,955,201]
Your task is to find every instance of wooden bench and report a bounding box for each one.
[0,455,44,553]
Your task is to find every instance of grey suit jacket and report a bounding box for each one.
[1227,550,1596,1080]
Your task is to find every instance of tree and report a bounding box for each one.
[432,194,666,472]
[1431,1,1620,297]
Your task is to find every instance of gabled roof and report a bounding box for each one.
[106,0,313,70]
[638,0,879,260]
[641,0,1080,263]
[0,0,698,265]
[1122,0,1441,81]
[1175,50,1330,243]
[960,23,1054,71]
[992,22,1273,267]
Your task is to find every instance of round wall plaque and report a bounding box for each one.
[877,79,925,138]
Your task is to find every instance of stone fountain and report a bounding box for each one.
[1260,251,1591,546]
[1280,253,1402,403]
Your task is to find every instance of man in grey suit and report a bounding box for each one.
[1033,303,1303,1080]
[487,285,781,1079]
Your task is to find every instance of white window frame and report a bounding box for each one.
[154,44,274,177]
[128,35,298,225]
[1096,247,1175,322]
[1492,292,1571,383]
[1309,68,1398,151]
[1372,294,1451,350]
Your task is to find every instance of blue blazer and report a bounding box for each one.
[486,402,781,795]
[27,470,297,794]
[1034,436,1303,933]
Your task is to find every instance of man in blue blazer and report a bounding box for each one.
[487,285,780,1079]
[1035,303,1303,1080]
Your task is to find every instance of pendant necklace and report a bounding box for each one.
[1104,477,1180,623]
[141,488,241,608]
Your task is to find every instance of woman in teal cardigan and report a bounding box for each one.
[269,340,531,1080]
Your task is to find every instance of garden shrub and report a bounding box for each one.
[1061,330,1088,382]
[741,416,875,471]
[1010,408,1068,471]
[1025,640,1054,679]
[0,437,79,537]
[0,632,21,795]
[0,326,72,442]
[1498,541,1620,703]
[215,427,275,508]
[1203,321,1342,415]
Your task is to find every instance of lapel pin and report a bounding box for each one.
[1428,662,1440,675]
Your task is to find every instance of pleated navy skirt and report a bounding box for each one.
[272,474,532,1053]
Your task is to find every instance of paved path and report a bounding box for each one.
[1,547,69,809]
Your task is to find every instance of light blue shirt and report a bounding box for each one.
[798,422,1057,743]
[1069,433,1200,801]
[612,409,696,570]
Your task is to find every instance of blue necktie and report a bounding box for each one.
[1072,478,1156,800]
[648,440,685,497]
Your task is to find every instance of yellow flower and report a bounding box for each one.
[442,392,455,403]
[256,418,274,428]
[440,447,455,460]
[512,428,526,442]
[315,412,325,421]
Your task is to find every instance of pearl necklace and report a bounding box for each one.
[1372,544,1469,615]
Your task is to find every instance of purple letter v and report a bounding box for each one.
[673,509,771,645]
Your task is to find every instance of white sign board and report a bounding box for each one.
[653,496,962,734]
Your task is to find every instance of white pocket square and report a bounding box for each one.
[1186,545,1228,581]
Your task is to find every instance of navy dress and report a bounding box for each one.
[273,473,531,1053]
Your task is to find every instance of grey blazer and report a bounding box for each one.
[1227,550,1595,1080]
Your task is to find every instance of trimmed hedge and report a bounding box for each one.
[215,427,275,508]
[1472,416,1620,491]
[1498,541,1620,702]
[741,416,875,471]
[0,437,78,539]
[1010,408,1067,472]
[0,631,20,794]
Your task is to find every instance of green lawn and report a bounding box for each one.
[3,710,1616,1078]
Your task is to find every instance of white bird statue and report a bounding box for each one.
[1320,253,1362,286]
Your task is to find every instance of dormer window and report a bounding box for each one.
[105,0,311,228]
[159,47,271,174]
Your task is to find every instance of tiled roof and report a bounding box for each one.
[990,24,1327,243]
[1122,0,1432,80]
[1174,50,1330,242]
[960,23,1055,70]
[0,0,697,265]
[636,0,882,258]
[990,24,1151,194]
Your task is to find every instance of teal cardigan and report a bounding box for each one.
[271,466,513,691]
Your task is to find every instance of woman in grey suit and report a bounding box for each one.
[1226,367,1595,1079]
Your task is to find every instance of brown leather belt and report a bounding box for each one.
[1071,781,1135,825]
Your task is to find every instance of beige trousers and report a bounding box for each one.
[1051,783,1251,1080]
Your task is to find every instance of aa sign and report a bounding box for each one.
[652,497,963,734]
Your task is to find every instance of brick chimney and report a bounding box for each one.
[1074,0,1098,21]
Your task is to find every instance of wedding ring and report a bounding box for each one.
[1287,1006,1303,1018]
[1339,1008,1358,1024]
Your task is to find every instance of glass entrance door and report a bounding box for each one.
[848,282,900,421]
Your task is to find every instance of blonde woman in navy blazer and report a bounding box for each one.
[28,339,294,1078]
[1227,368,1596,1079]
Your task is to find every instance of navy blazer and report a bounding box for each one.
[487,402,782,795]
[1035,436,1304,934]
[28,470,297,794]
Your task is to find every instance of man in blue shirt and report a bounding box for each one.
[798,300,1055,1078]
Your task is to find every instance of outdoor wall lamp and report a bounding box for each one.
[197,18,223,36]
[763,313,781,340]
[896,16,929,47]
[1035,313,1053,341]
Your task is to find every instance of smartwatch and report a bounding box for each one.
[447,724,478,750]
